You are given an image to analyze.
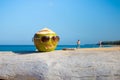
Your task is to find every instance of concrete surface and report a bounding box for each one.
[0,47,120,80]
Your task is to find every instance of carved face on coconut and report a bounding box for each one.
[34,28,60,52]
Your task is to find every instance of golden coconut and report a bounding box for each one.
[33,28,60,52]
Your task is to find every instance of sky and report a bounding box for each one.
[0,0,120,45]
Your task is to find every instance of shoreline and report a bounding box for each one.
[0,46,120,53]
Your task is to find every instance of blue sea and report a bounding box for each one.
[0,44,111,52]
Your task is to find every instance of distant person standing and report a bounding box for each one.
[99,41,102,47]
[77,40,80,48]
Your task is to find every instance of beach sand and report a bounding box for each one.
[0,47,120,80]
[77,46,120,51]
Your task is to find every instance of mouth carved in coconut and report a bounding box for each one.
[33,28,60,52]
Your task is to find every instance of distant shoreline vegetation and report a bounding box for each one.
[98,40,120,45]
